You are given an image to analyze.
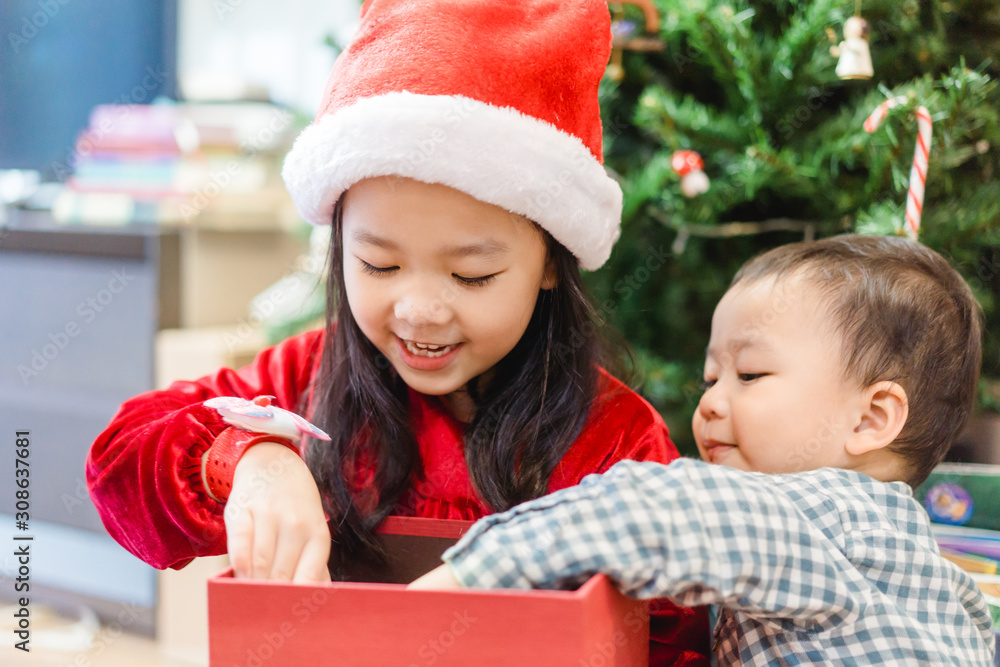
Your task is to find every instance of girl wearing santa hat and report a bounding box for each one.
[87,1,709,662]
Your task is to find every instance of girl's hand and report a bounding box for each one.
[223,442,332,583]
[408,563,465,590]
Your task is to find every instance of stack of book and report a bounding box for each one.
[916,463,1000,651]
[53,103,302,229]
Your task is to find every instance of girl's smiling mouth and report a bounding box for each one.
[396,336,464,370]
[403,340,458,357]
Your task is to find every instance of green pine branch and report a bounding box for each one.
[592,0,1000,453]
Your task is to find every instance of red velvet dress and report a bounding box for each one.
[86,329,709,665]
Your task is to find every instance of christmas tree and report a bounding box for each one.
[588,0,1000,454]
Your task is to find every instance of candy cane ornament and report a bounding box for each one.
[864,96,933,241]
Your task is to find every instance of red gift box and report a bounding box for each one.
[208,516,649,666]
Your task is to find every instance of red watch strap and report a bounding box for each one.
[203,427,299,503]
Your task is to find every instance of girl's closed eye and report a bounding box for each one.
[738,372,768,383]
[453,273,496,287]
[359,259,399,276]
[700,378,717,390]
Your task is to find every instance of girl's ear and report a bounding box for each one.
[541,252,558,290]
[845,381,908,456]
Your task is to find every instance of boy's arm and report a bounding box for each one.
[443,459,864,630]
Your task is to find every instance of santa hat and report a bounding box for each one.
[281,0,622,271]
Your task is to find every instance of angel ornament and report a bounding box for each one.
[204,395,331,441]
[831,16,874,80]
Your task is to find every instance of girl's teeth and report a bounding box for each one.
[405,340,454,357]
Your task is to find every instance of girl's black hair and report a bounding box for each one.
[301,198,609,567]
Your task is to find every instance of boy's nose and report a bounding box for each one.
[696,383,727,420]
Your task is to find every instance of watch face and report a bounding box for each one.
[203,395,329,440]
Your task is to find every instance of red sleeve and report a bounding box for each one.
[548,369,679,492]
[85,329,325,570]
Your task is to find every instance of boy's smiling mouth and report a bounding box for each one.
[702,439,738,464]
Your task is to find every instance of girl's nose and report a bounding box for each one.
[393,288,453,327]
[696,382,727,420]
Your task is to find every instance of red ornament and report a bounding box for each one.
[671,150,710,197]
[671,150,703,176]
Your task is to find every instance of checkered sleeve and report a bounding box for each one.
[444,459,869,630]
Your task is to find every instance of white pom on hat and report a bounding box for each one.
[282,0,622,271]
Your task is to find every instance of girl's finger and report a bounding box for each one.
[225,506,255,579]
[268,522,309,581]
[248,514,279,579]
[292,532,333,583]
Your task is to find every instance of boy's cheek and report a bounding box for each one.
[690,414,708,460]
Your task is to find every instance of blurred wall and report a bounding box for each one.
[177,0,360,114]
[0,0,176,176]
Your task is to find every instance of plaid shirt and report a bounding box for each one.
[444,459,996,666]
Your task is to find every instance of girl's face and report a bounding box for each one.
[692,276,866,474]
[342,176,556,408]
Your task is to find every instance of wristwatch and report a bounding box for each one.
[199,395,330,504]
[201,427,299,503]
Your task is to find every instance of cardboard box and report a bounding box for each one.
[208,517,649,666]
[155,327,269,664]
[158,225,309,329]
[158,554,228,665]
[156,325,269,389]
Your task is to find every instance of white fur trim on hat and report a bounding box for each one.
[281,92,622,271]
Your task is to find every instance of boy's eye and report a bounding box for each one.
[700,378,717,390]
[738,373,767,383]
[453,273,496,287]
[360,260,398,276]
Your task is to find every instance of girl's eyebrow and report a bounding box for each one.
[351,230,510,258]
[351,229,510,257]
[442,241,510,258]
[350,230,398,250]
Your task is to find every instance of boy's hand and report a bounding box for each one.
[408,563,465,590]
[223,442,332,583]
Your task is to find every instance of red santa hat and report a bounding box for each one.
[282,0,621,271]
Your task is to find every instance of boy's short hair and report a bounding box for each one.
[731,234,983,487]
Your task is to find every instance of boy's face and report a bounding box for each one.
[693,276,866,474]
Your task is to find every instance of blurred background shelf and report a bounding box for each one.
[0,208,307,662]
[0,0,351,662]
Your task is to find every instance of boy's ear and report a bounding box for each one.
[845,381,909,456]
